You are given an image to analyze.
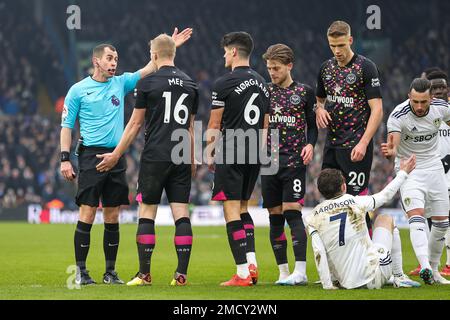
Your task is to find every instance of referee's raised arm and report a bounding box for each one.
[138,27,193,78]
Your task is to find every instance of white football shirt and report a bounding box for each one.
[436,98,450,187]
[306,193,379,289]
[387,99,450,171]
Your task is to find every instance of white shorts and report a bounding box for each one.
[399,168,449,218]
[366,243,392,289]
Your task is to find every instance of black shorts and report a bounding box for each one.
[261,167,306,208]
[212,164,260,201]
[138,161,191,205]
[322,142,373,196]
[76,146,129,207]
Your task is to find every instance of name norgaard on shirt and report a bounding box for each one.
[234,79,270,98]
[315,198,356,215]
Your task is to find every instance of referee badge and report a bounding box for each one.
[346,73,357,85]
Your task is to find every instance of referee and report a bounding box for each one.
[60,28,192,285]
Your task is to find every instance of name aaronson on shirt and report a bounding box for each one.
[315,198,356,215]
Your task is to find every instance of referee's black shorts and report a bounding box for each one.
[76,146,129,208]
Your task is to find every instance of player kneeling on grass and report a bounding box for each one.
[306,155,421,289]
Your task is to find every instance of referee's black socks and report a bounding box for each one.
[283,210,307,262]
[74,221,93,271]
[104,223,120,273]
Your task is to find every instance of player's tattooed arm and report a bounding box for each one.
[315,97,331,129]
[351,98,383,162]
[206,108,224,172]
[381,132,400,160]
[262,113,269,149]
[303,87,318,165]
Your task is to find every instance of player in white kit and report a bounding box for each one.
[382,78,450,284]
[428,70,450,276]
[306,155,419,289]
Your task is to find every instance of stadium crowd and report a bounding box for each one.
[0,0,448,209]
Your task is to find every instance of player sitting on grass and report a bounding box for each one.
[306,155,420,289]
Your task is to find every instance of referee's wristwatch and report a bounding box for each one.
[61,151,70,162]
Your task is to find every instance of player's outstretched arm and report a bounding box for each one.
[172,27,193,48]
[138,28,193,79]
[381,132,400,160]
[96,108,146,172]
[351,98,383,162]
[308,226,338,290]
[359,154,416,210]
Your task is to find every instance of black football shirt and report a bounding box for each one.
[267,81,318,168]
[211,66,270,164]
[316,54,382,149]
[135,66,199,162]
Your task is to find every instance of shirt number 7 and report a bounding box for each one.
[330,212,347,246]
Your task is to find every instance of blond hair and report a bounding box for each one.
[262,44,294,65]
[327,21,351,37]
[149,34,176,59]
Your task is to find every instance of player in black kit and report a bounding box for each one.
[207,32,270,286]
[315,21,383,236]
[262,44,318,286]
[96,34,198,286]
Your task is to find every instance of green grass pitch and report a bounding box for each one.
[1,223,449,300]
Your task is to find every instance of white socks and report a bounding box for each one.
[446,228,450,266]
[391,227,404,277]
[294,261,306,276]
[246,252,257,266]
[278,263,290,280]
[429,219,449,271]
[408,215,431,270]
[237,263,250,279]
[373,226,393,251]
